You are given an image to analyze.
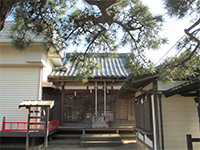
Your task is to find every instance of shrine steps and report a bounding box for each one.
[49,133,81,145]
[80,134,123,147]
[48,126,136,147]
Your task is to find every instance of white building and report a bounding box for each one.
[0,22,63,130]
[119,73,200,150]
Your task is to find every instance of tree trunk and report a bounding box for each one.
[0,0,30,31]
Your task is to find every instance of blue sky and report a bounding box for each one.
[141,0,192,64]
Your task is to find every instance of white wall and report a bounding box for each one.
[0,28,62,131]
[0,44,58,84]
[42,54,54,83]
[0,44,44,65]
[162,95,200,150]
[0,67,40,130]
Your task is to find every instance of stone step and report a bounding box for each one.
[120,134,136,139]
[0,144,43,150]
[0,144,25,149]
[52,134,81,139]
[80,134,123,147]
[49,139,80,145]
[80,141,123,147]
[81,134,121,141]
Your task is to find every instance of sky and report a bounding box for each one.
[141,0,192,64]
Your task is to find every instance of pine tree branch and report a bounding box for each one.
[180,18,200,66]
[180,44,199,66]
[64,26,80,41]
[184,18,200,45]
[163,43,199,71]
[38,0,48,25]
[74,15,107,25]
[114,20,138,49]
[0,0,30,31]
[84,0,117,25]
[84,0,118,8]
[84,29,105,55]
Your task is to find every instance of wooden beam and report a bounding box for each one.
[95,81,98,117]
[61,85,64,125]
[49,78,125,82]
[181,91,200,97]
[186,134,193,150]
[104,81,106,116]
[26,107,31,150]
[44,107,50,150]
[89,79,124,82]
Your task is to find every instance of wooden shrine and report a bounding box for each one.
[19,100,54,150]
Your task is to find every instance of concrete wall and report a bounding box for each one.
[162,95,200,150]
[42,55,54,83]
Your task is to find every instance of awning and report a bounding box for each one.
[163,76,200,98]
[118,73,159,97]
[19,100,55,109]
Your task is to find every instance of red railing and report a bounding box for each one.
[2,121,27,132]
[2,120,59,132]
[47,120,59,131]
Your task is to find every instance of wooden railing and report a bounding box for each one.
[2,119,59,132]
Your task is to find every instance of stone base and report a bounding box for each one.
[92,116,109,128]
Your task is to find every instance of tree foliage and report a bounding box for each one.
[1,0,168,81]
[159,0,200,82]
[163,0,200,19]
[9,0,166,52]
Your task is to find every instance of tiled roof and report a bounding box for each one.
[48,53,130,79]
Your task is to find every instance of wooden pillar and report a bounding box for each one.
[26,107,31,150]
[44,107,50,150]
[95,81,98,117]
[151,95,158,150]
[153,81,160,150]
[186,134,193,150]
[158,93,165,150]
[61,83,65,125]
[104,81,107,116]
[194,98,200,130]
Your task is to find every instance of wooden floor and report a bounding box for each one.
[62,120,135,128]
[0,124,136,149]
[0,121,135,137]
[59,124,135,135]
[0,128,58,137]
